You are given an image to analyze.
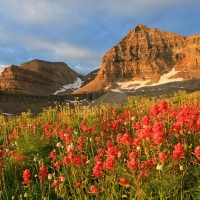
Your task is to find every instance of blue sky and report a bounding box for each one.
[0,0,200,75]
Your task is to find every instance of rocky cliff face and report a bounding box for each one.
[0,59,83,95]
[74,24,200,93]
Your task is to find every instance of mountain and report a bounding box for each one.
[74,24,200,94]
[52,68,99,95]
[0,59,84,95]
[78,69,99,89]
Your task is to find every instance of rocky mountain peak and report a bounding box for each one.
[74,24,200,94]
[133,23,149,32]
[20,59,76,75]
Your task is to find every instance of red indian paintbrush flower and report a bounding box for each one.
[119,177,130,187]
[92,161,103,178]
[171,143,185,160]
[49,150,56,160]
[89,185,99,194]
[54,161,62,168]
[127,159,138,170]
[129,152,137,159]
[58,176,65,183]
[192,146,200,159]
[39,166,48,181]
[0,150,4,157]
[158,152,167,162]
[52,180,58,188]
[65,133,72,144]
[76,182,82,187]
[119,133,132,145]
[103,157,115,170]
[152,133,163,144]
[67,126,73,133]
[150,104,160,116]
[159,100,169,111]
[142,115,150,126]
[78,136,84,145]
[132,138,141,148]
[22,169,33,185]
[63,156,71,164]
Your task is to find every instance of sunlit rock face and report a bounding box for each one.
[74,24,200,94]
[0,59,83,95]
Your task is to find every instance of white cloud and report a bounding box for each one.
[0,0,191,28]
[24,36,98,61]
[99,0,190,16]
[33,41,85,58]
[0,64,8,73]
[0,1,93,28]
[74,64,84,71]
[74,64,90,75]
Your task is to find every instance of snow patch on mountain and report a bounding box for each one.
[116,68,183,91]
[111,89,124,93]
[152,68,184,86]
[53,78,83,95]
[117,80,149,90]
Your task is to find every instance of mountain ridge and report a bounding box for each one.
[1,24,200,96]
[74,24,200,94]
[0,59,84,95]
[0,59,100,95]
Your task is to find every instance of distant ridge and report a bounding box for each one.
[0,59,84,95]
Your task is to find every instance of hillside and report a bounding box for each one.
[0,59,84,95]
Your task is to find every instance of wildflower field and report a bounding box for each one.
[0,90,200,199]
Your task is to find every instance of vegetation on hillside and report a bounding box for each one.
[0,90,200,199]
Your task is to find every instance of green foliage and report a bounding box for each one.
[0,90,200,199]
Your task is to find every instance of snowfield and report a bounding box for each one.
[53,78,83,95]
[117,68,183,90]
[152,68,184,86]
